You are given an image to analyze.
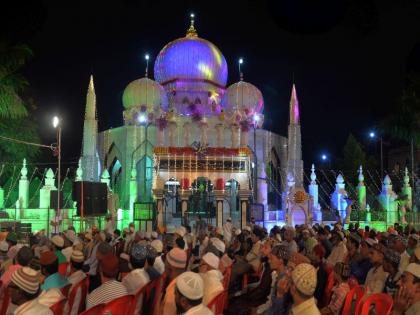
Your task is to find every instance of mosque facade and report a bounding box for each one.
[79,19,304,229]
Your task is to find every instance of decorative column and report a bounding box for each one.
[331,174,348,223]
[18,159,29,209]
[365,204,371,225]
[183,122,191,146]
[357,166,366,210]
[214,182,225,228]
[200,120,209,145]
[156,128,165,146]
[402,167,412,210]
[0,184,3,209]
[257,161,268,206]
[238,189,252,228]
[230,125,240,148]
[39,168,56,209]
[76,159,83,181]
[240,126,249,147]
[168,122,177,147]
[215,124,224,147]
[101,169,111,188]
[178,189,190,223]
[153,188,165,228]
[379,175,397,226]
[129,164,137,224]
[308,164,321,222]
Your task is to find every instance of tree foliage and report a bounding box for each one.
[0,42,32,118]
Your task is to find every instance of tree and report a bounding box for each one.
[0,42,32,118]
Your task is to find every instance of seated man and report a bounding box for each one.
[40,251,69,290]
[199,252,224,305]
[151,239,165,274]
[175,271,213,315]
[50,235,67,264]
[122,244,150,294]
[86,254,128,310]
[8,267,52,314]
[391,263,420,315]
[66,250,87,315]
[145,245,160,281]
[1,246,33,287]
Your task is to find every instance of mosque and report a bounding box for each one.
[79,16,305,231]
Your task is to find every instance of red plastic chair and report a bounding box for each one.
[58,262,69,276]
[103,295,134,315]
[50,298,67,315]
[79,304,104,315]
[355,293,393,315]
[67,277,89,315]
[0,283,10,315]
[342,285,365,315]
[207,290,228,315]
[242,263,263,288]
[128,284,148,315]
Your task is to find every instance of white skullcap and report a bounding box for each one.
[145,232,151,239]
[51,235,64,248]
[175,226,186,237]
[292,263,317,296]
[410,234,420,241]
[65,230,76,243]
[210,238,226,254]
[151,231,158,239]
[365,238,378,247]
[166,225,176,234]
[405,263,420,278]
[176,271,204,300]
[202,252,220,270]
[0,240,8,252]
[243,226,252,232]
[99,231,106,242]
[235,229,242,236]
[151,239,163,253]
[390,230,398,236]
[227,217,232,222]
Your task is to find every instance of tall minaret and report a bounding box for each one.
[81,75,99,182]
[287,84,304,187]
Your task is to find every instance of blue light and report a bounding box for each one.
[321,154,327,161]
[369,131,375,139]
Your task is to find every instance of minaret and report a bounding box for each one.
[81,75,99,182]
[287,84,304,187]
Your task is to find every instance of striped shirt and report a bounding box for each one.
[86,280,128,310]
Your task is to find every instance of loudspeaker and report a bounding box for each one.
[50,191,64,210]
[72,181,108,216]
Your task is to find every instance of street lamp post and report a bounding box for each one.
[369,131,383,180]
[53,116,61,217]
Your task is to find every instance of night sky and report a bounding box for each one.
[3,0,420,169]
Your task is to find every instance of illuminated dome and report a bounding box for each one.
[222,80,264,115]
[122,77,168,111]
[154,26,228,87]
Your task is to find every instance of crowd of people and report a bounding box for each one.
[0,216,420,315]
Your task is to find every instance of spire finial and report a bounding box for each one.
[186,13,198,37]
[238,58,244,81]
[289,84,300,125]
[89,74,95,92]
[145,54,150,78]
[310,164,316,183]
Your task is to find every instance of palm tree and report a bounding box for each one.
[0,42,32,118]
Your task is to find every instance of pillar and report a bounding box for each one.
[0,185,3,209]
[129,165,137,224]
[379,175,397,225]
[18,159,29,209]
[153,189,165,228]
[365,204,371,225]
[183,122,191,146]
[168,122,177,146]
[39,168,56,209]
[231,126,240,148]
[238,190,252,228]
[215,124,224,147]
[180,190,191,219]
[200,122,209,145]
[157,128,164,146]
[240,129,249,147]
[331,174,348,222]
[402,167,413,210]
[357,166,366,210]
[214,190,225,228]
[308,164,321,221]
[76,159,83,181]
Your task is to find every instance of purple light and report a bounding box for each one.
[154,37,228,86]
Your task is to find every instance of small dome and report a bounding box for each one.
[122,77,168,111]
[221,81,264,115]
[154,36,228,87]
